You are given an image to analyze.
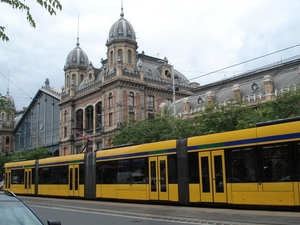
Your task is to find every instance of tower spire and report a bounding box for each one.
[76,14,80,47]
[120,0,124,17]
[7,70,10,94]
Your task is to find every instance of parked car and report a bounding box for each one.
[0,180,3,189]
[0,190,61,225]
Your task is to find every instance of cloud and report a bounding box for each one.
[1,0,300,109]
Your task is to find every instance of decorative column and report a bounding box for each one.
[205,91,215,104]
[232,84,241,100]
[264,75,274,101]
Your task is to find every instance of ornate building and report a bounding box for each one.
[59,8,193,155]
[173,56,300,117]
[0,90,15,154]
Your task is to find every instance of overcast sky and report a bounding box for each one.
[1,0,300,110]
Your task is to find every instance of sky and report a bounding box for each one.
[1,0,300,110]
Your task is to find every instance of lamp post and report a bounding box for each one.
[171,65,176,117]
[158,59,177,117]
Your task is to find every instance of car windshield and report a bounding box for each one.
[0,201,43,225]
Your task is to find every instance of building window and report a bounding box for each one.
[198,97,205,104]
[64,110,68,122]
[76,109,83,131]
[128,50,132,64]
[129,112,135,121]
[72,74,76,85]
[148,96,154,108]
[85,106,93,131]
[109,112,113,127]
[118,49,122,62]
[167,99,172,106]
[128,92,134,107]
[110,51,113,66]
[76,146,82,154]
[66,75,69,87]
[109,93,113,108]
[96,102,102,127]
[5,136,9,145]
[251,82,260,92]
[64,126,67,138]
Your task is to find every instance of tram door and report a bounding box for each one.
[199,150,227,203]
[4,170,11,190]
[149,156,168,201]
[24,169,33,194]
[68,165,79,196]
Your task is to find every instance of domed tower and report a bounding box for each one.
[63,38,90,93]
[0,89,15,154]
[106,7,138,73]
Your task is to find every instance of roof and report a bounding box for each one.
[0,190,19,202]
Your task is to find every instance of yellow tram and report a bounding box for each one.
[4,117,300,207]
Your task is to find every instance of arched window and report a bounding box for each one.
[109,93,113,108]
[85,106,93,131]
[6,136,9,145]
[110,51,113,66]
[76,109,83,131]
[64,110,68,122]
[118,49,122,62]
[128,50,132,64]
[96,102,102,127]
[80,74,84,83]
[72,74,76,85]
[66,75,70,87]
[128,92,134,107]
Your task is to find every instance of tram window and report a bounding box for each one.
[79,164,84,184]
[101,161,117,184]
[131,158,148,184]
[168,155,178,184]
[11,169,24,184]
[32,169,35,184]
[188,152,199,183]
[38,166,68,184]
[297,143,300,181]
[117,160,131,184]
[227,147,256,183]
[96,162,103,184]
[201,157,210,192]
[262,144,292,182]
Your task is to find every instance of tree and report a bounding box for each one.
[0,0,62,41]
[112,87,300,145]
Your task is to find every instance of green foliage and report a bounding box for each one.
[0,147,51,169]
[112,87,300,145]
[1,0,62,41]
[113,115,195,145]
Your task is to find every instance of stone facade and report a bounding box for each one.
[58,9,192,155]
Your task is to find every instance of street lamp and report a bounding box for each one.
[159,59,177,117]
[170,65,176,117]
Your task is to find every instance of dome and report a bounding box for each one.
[65,40,89,69]
[107,8,136,43]
[5,90,15,110]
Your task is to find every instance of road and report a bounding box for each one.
[19,196,300,225]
